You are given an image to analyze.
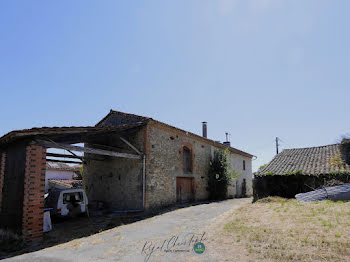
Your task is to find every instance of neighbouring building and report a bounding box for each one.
[254,141,350,201]
[84,110,254,211]
[45,161,81,192]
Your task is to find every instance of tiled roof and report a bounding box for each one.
[46,161,80,171]
[48,179,83,189]
[0,122,145,146]
[257,144,350,176]
[96,109,150,127]
[97,110,254,158]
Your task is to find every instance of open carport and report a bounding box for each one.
[0,123,146,242]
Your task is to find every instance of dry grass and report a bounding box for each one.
[223,197,350,262]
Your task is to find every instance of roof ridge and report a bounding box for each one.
[95,109,151,127]
[109,109,151,120]
[96,109,254,158]
[256,142,350,176]
[151,120,253,158]
[281,143,340,151]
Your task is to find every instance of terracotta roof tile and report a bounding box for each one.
[46,161,80,171]
[257,144,350,176]
[0,122,145,146]
[48,179,83,189]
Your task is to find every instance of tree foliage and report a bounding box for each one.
[208,149,242,200]
[80,165,84,179]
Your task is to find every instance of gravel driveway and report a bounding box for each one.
[6,198,251,262]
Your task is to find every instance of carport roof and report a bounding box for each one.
[0,122,145,146]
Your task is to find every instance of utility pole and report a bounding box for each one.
[276,137,279,155]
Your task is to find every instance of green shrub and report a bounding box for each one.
[208,149,242,200]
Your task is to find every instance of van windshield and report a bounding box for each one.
[63,192,83,204]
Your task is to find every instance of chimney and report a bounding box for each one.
[223,141,231,147]
[223,132,231,147]
[202,122,207,138]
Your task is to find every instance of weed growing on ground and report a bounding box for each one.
[224,197,350,262]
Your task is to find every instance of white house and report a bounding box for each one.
[45,162,81,192]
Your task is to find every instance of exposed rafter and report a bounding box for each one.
[120,137,143,156]
[46,158,82,164]
[46,153,82,159]
[46,152,106,161]
[32,140,141,159]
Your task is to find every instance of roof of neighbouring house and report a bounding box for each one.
[48,179,83,189]
[97,110,254,158]
[46,161,80,172]
[256,144,350,176]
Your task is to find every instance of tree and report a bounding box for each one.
[208,149,242,200]
[258,163,267,171]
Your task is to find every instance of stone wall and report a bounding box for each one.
[145,122,253,209]
[145,123,211,209]
[85,117,253,211]
[84,127,145,210]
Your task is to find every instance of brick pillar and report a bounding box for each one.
[22,145,46,242]
[0,152,6,211]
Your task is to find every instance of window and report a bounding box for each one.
[63,192,83,204]
[183,147,192,173]
[243,160,246,171]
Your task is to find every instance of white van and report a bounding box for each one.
[45,189,88,217]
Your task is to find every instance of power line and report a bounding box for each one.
[278,136,293,149]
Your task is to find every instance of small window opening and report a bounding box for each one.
[183,147,192,173]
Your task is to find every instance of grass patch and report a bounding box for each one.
[224,198,350,262]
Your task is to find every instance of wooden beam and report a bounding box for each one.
[33,140,141,159]
[87,143,124,152]
[43,137,82,160]
[46,158,82,164]
[120,137,143,156]
[46,153,82,159]
[46,152,106,161]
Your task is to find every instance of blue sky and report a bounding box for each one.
[0,0,349,171]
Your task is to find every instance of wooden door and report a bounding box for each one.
[176,177,194,203]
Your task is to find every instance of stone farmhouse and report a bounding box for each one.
[0,110,253,241]
[85,110,254,211]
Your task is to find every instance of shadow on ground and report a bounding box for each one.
[0,199,234,260]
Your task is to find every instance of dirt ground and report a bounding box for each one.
[0,212,142,259]
[3,198,251,262]
[6,197,349,262]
